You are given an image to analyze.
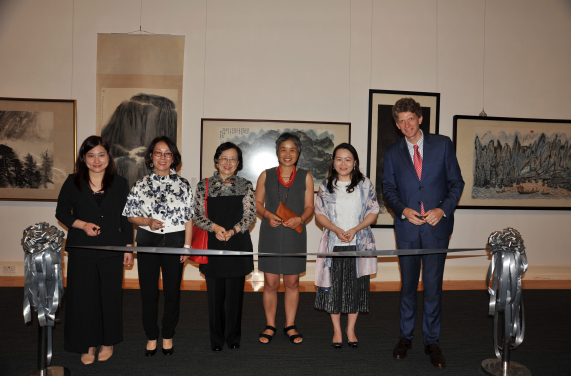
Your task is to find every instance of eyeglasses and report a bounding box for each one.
[153,151,173,159]
[219,157,238,164]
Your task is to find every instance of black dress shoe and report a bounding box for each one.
[228,344,240,349]
[347,341,359,348]
[162,346,174,355]
[145,348,157,357]
[212,346,223,351]
[425,344,446,368]
[393,337,412,359]
[332,342,343,349]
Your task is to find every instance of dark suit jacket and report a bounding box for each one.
[382,133,465,242]
[55,174,134,258]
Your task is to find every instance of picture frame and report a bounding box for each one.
[367,89,440,227]
[454,115,571,210]
[0,97,77,201]
[200,118,351,192]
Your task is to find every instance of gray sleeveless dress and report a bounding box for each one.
[258,167,308,274]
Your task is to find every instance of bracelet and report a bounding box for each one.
[230,228,237,236]
[299,216,305,225]
[262,209,267,219]
[183,244,191,249]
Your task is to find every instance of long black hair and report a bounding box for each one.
[326,143,364,194]
[74,136,116,191]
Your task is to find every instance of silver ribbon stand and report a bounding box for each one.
[22,222,70,376]
[482,228,530,376]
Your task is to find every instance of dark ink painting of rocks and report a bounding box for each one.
[0,111,56,189]
[472,129,571,200]
[221,128,335,190]
[101,94,177,188]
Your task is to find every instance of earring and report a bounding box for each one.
[353,165,356,170]
[150,163,154,168]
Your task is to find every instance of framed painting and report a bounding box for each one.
[0,98,76,201]
[200,118,351,191]
[367,90,440,227]
[454,115,571,210]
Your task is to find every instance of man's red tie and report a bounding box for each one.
[413,145,424,215]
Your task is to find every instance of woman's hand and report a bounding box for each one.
[283,216,302,229]
[333,227,347,242]
[123,252,133,266]
[342,228,358,243]
[83,223,100,236]
[147,218,164,231]
[180,255,189,263]
[266,212,283,228]
[211,224,227,241]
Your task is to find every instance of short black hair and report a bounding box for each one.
[214,142,243,171]
[275,132,302,156]
[144,135,181,170]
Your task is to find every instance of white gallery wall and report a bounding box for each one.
[1,0,570,283]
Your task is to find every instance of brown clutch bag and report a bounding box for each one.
[276,202,303,234]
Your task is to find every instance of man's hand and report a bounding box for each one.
[403,208,426,226]
[424,208,444,226]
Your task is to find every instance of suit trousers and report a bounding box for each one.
[64,252,124,353]
[397,224,449,345]
[136,230,185,340]
[205,276,246,348]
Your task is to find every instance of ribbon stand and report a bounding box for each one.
[21,222,70,376]
[481,228,531,376]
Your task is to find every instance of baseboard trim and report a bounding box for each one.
[2,276,570,291]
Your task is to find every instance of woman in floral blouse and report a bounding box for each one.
[123,136,194,357]
[314,143,379,349]
[194,142,256,351]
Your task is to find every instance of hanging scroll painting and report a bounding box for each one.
[96,34,184,188]
[367,90,440,227]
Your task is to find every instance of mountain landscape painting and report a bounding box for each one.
[220,127,335,189]
[0,111,55,190]
[101,93,177,188]
[472,128,571,201]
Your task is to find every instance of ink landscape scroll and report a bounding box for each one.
[454,116,571,209]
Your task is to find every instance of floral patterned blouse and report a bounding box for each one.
[122,169,194,233]
[194,171,256,233]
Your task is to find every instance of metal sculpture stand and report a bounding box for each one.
[21,324,70,376]
[21,223,70,376]
[481,228,531,376]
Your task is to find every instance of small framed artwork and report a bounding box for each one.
[454,115,571,210]
[0,98,77,201]
[200,118,351,191]
[367,90,440,227]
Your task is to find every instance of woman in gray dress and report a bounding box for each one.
[255,132,314,344]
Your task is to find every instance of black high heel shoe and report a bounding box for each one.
[347,341,359,348]
[162,346,174,355]
[145,343,157,357]
[332,342,343,349]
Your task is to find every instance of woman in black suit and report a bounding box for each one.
[56,135,133,365]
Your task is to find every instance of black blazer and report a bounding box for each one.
[55,174,134,258]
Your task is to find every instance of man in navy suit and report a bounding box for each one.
[382,98,464,368]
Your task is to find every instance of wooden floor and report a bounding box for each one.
[2,276,570,291]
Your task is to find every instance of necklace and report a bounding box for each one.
[277,166,296,188]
